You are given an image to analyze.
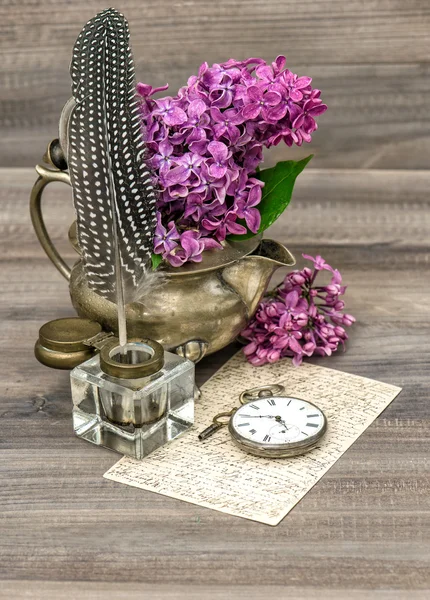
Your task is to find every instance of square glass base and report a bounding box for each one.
[70,348,195,459]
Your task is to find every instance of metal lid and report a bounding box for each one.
[99,338,164,379]
[38,318,102,353]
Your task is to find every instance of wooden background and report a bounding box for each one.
[1,0,430,169]
[1,1,430,598]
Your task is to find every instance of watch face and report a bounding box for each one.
[229,396,326,457]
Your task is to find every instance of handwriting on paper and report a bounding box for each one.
[104,353,401,525]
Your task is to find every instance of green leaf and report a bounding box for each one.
[151,253,163,271]
[227,154,313,241]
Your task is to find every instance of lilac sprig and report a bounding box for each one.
[241,254,355,367]
[138,57,327,267]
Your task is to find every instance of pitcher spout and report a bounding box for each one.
[221,239,295,318]
[251,238,296,268]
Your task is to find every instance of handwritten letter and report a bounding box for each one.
[104,354,402,525]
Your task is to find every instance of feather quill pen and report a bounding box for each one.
[68,8,158,351]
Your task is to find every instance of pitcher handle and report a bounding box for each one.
[30,163,72,281]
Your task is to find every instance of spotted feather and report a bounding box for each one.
[68,8,157,306]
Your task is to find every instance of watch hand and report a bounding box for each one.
[240,414,278,419]
[275,416,290,429]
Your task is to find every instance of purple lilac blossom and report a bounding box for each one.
[138,57,327,267]
[241,255,355,367]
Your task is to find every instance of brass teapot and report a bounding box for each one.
[30,140,295,363]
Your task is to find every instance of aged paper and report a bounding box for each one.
[104,353,402,525]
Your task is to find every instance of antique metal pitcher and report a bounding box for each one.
[30,140,295,362]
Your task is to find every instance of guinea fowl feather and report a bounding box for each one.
[68,8,159,348]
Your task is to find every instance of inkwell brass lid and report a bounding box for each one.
[35,317,102,370]
[35,317,165,378]
[99,338,164,379]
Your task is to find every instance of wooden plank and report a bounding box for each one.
[0,167,429,595]
[3,63,430,170]
[1,582,429,600]
[1,1,430,168]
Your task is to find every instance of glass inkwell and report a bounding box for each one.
[36,318,195,459]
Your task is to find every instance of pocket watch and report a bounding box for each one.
[199,384,327,458]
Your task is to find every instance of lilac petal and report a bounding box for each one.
[264,91,282,106]
[202,69,223,87]
[188,99,207,120]
[163,165,190,186]
[273,55,286,73]
[209,107,224,123]
[158,137,173,157]
[243,341,258,356]
[189,138,208,155]
[208,163,227,179]
[226,220,247,235]
[136,83,153,97]
[210,90,233,109]
[181,234,202,257]
[255,64,274,82]
[246,85,263,102]
[207,140,229,162]
[292,352,303,367]
[289,89,304,102]
[285,290,299,309]
[242,103,261,120]
[201,237,223,250]
[213,123,227,138]
[226,124,241,144]
[225,109,245,125]
[266,103,288,121]
[308,103,328,116]
[296,76,312,89]
[288,102,303,123]
[164,106,187,126]
[244,207,261,233]
[288,336,303,355]
[167,252,187,267]
[169,130,188,144]
[247,184,262,207]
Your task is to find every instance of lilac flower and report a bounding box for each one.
[241,255,355,367]
[293,99,328,134]
[234,184,262,233]
[302,253,333,272]
[207,141,231,179]
[282,71,312,102]
[153,97,187,127]
[202,211,247,240]
[210,107,244,144]
[242,85,282,120]
[150,138,174,176]
[167,230,204,267]
[153,214,180,255]
[137,56,327,267]
[209,74,236,108]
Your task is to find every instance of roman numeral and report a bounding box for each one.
[249,404,259,410]
[307,414,319,418]
[263,434,271,442]
[249,429,257,435]
[299,407,305,410]
[237,423,250,427]
[306,423,319,428]
[267,398,276,406]
[287,399,292,406]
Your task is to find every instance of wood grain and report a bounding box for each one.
[1,0,430,168]
[0,167,429,597]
